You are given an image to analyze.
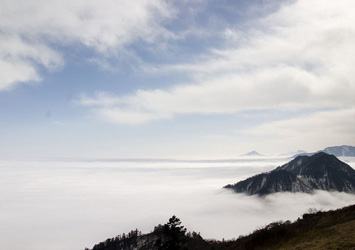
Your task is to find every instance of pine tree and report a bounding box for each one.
[159,215,187,250]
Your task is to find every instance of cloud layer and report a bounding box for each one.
[79,0,355,124]
[2,158,355,250]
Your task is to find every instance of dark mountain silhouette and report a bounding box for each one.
[86,204,355,250]
[86,216,208,250]
[225,152,355,196]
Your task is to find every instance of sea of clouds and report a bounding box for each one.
[1,157,355,250]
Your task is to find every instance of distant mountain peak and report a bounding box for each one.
[225,152,355,196]
[280,150,307,157]
[242,151,263,157]
[322,145,355,157]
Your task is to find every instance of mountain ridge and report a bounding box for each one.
[291,145,355,158]
[322,145,355,157]
[225,152,355,196]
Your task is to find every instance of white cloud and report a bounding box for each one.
[244,108,355,152]
[0,0,172,90]
[80,0,355,124]
[0,34,64,90]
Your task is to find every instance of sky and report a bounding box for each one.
[1,0,355,159]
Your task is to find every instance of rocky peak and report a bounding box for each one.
[225,152,355,196]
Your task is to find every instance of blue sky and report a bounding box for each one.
[0,0,354,159]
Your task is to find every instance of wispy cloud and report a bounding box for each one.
[244,108,355,151]
[0,34,63,89]
[79,0,355,124]
[0,0,172,90]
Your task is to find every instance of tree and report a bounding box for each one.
[159,215,187,250]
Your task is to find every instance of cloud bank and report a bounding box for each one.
[2,158,355,250]
[79,0,355,124]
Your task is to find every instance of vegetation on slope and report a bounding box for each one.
[86,204,355,250]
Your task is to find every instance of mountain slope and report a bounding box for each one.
[223,204,355,250]
[225,152,355,196]
[86,204,355,250]
[224,170,312,195]
[276,152,355,192]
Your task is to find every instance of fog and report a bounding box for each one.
[1,157,355,250]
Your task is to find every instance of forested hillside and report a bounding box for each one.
[86,204,355,250]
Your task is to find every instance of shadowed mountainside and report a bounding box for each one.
[224,152,355,196]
